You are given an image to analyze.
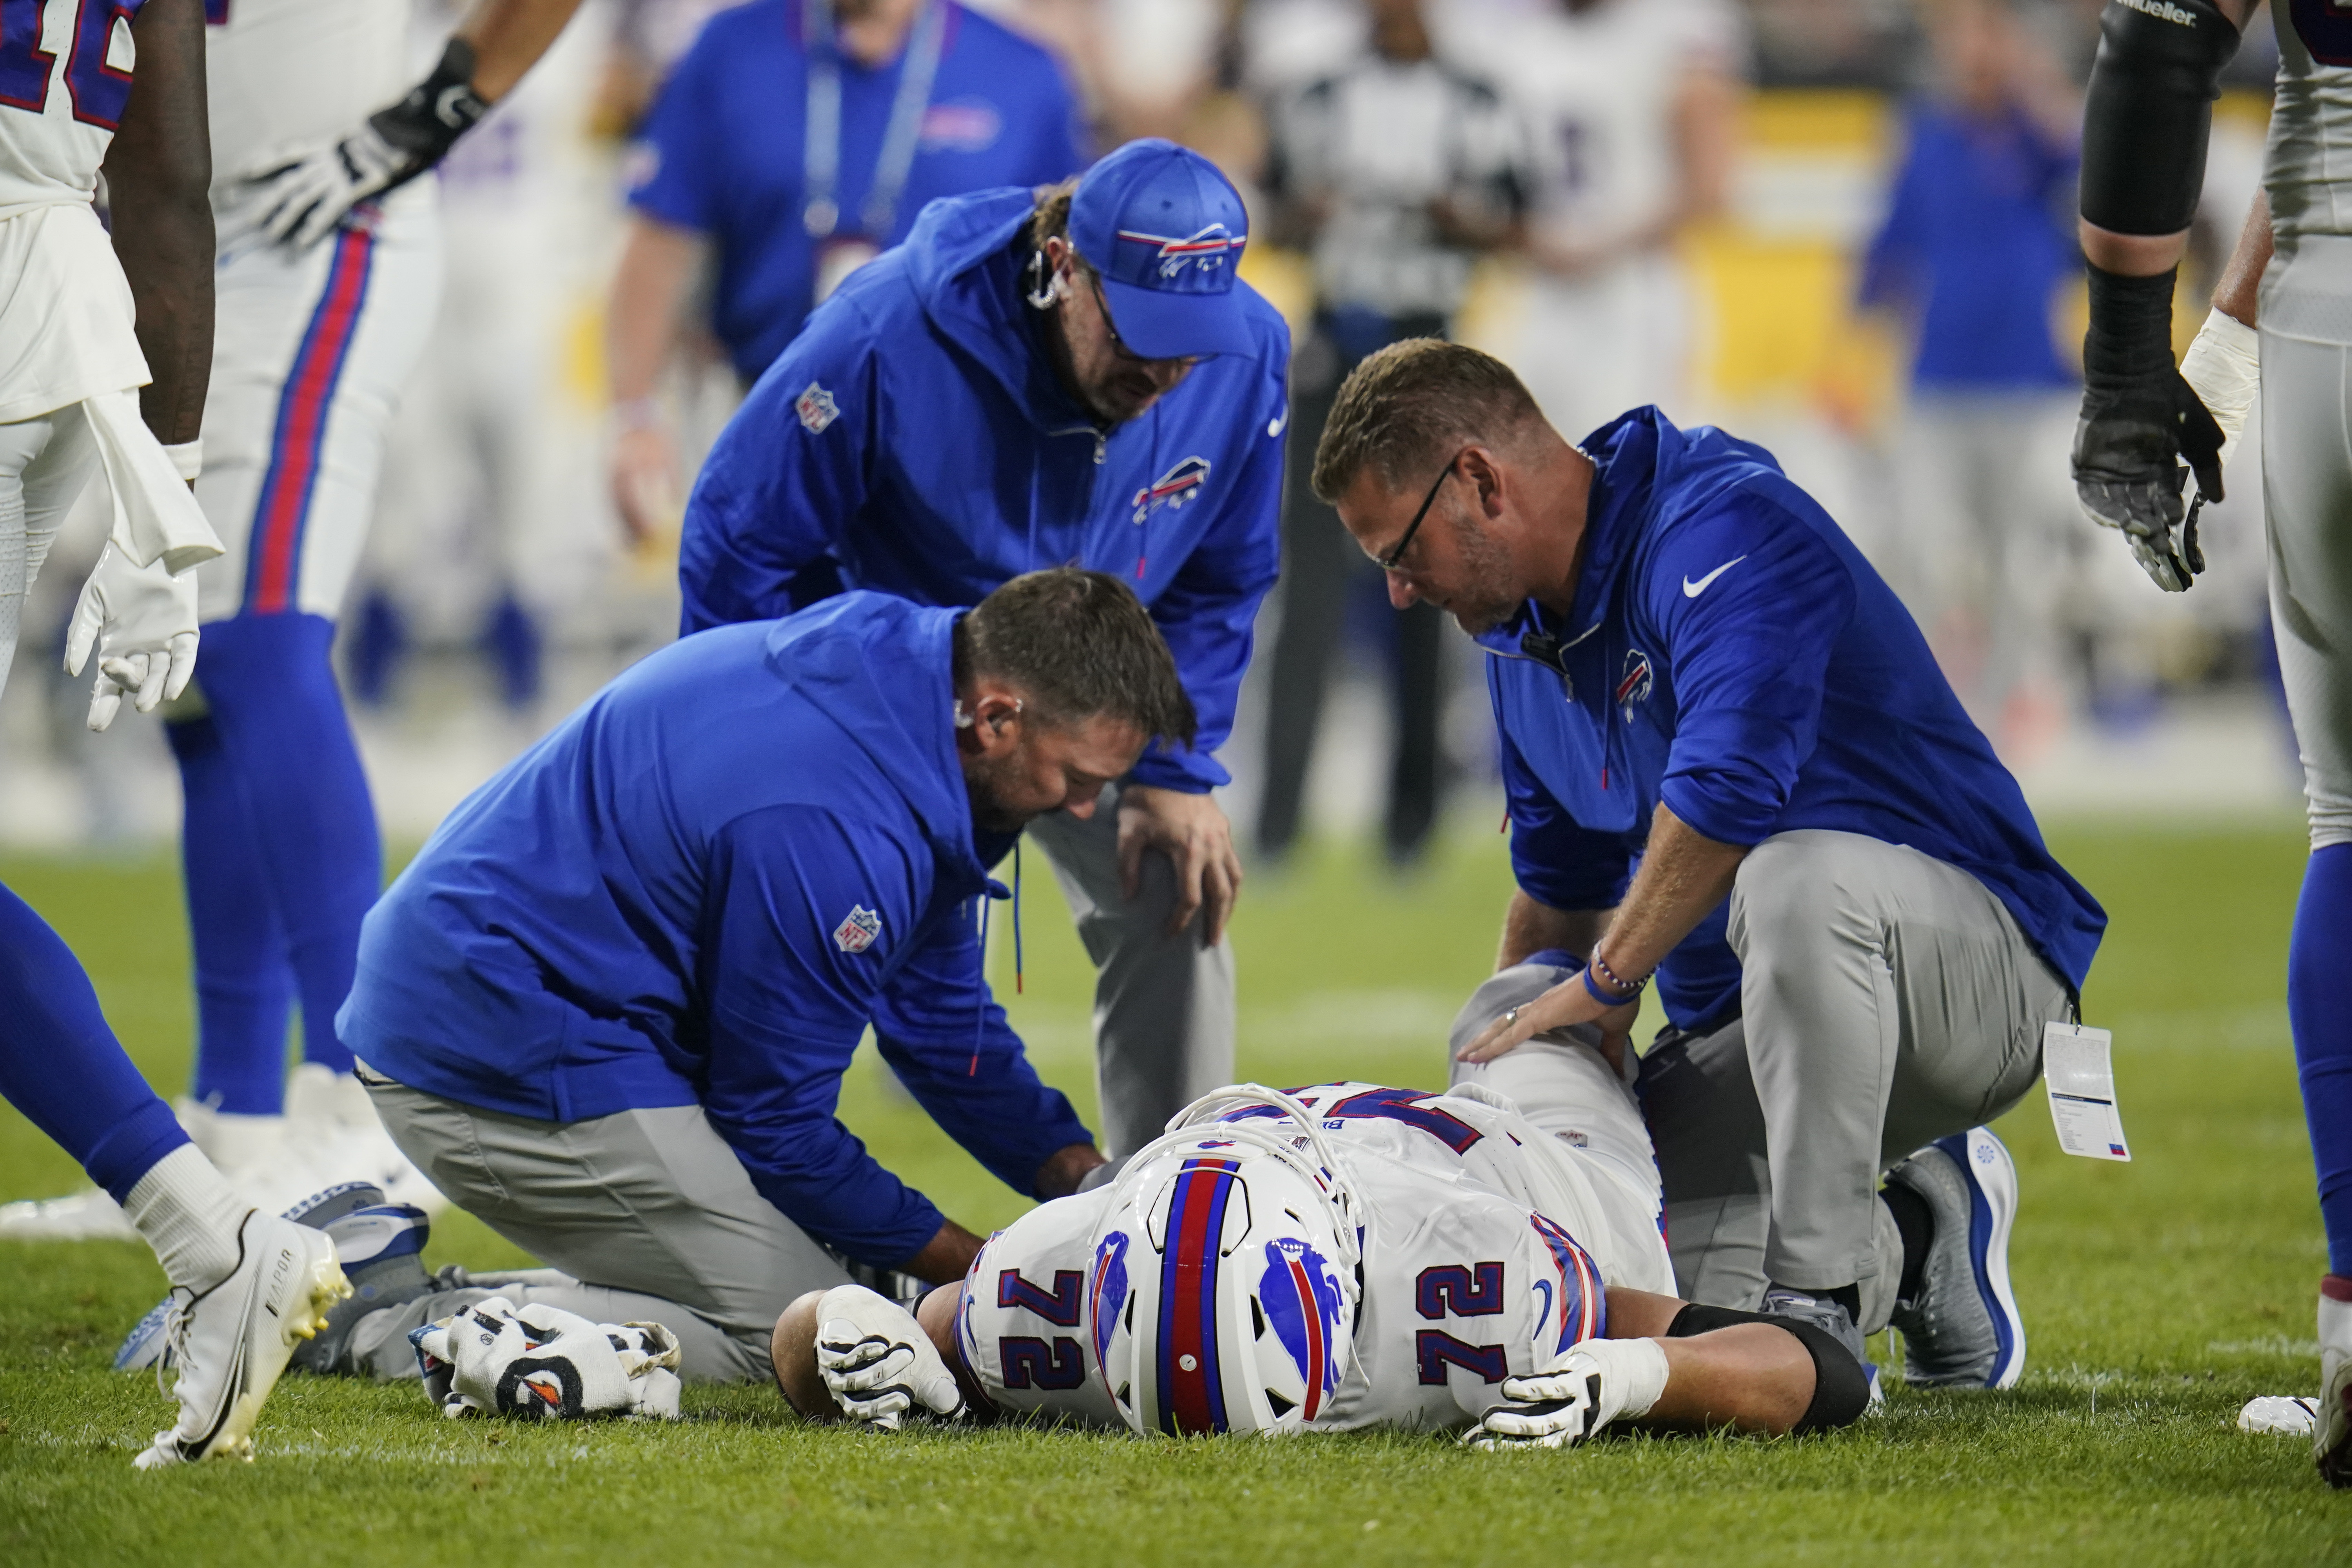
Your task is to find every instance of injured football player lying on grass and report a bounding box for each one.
[772,1060,1877,1445]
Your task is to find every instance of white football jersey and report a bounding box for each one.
[2269,9,2352,242]
[953,1082,1622,1434]
[205,0,410,193]
[0,0,142,217]
[1445,0,1742,253]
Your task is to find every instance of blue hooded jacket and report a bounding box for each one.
[1486,408,2104,1032]
[677,187,1290,793]
[337,594,1092,1267]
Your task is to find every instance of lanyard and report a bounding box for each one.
[802,0,947,241]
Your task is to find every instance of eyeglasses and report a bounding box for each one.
[1378,448,1466,572]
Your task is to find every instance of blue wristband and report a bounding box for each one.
[1582,966,1635,1006]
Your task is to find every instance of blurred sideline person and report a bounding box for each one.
[304,572,1182,1385]
[779,1036,2002,1441]
[1317,341,2103,1385]
[1857,0,2082,757]
[352,0,615,711]
[677,141,1289,1161]
[605,0,1089,541]
[2066,0,2352,1487]
[0,0,354,1467]
[144,0,601,1223]
[1252,0,1526,868]
[1454,0,1739,444]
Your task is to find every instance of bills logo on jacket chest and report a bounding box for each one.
[1132,456,1211,524]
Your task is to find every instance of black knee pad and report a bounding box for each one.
[1666,1303,1872,1433]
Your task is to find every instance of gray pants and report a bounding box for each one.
[1025,781,1236,1159]
[355,1078,848,1384]
[1639,831,2066,1332]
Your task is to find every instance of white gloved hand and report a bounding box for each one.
[815,1283,966,1430]
[1462,1337,1670,1452]
[245,122,412,249]
[63,544,198,731]
[2178,308,2261,473]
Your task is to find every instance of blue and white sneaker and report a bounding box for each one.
[1884,1127,2025,1390]
[118,1182,436,1377]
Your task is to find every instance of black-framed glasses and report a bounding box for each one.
[1379,448,1466,572]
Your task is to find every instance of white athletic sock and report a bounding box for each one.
[122,1144,252,1293]
[2321,1277,2352,1359]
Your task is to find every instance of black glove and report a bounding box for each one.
[246,40,490,249]
[2073,263,2227,592]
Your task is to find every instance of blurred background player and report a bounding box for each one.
[4,0,604,1238]
[1855,0,2081,758]
[0,0,351,1466]
[1250,0,1525,870]
[604,0,1091,542]
[2069,0,2352,1488]
[1457,0,1741,445]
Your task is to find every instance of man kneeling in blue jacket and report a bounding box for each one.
[328,570,1192,1383]
[1316,342,2105,1392]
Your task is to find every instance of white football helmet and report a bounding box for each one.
[1087,1085,1363,1437]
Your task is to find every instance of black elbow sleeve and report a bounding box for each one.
[2079,0,2242,236]
[1665,1302,1873,1434]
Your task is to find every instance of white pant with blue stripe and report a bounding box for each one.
[194,182,441,625]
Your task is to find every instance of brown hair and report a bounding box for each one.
[1310,339,1546,503]
[958,568,1197,749]
[1027,177,1098,279]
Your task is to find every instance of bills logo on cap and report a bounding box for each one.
[795,381,840,434]
[833,905,882,953]
[1132,457,1211,524]
[1115,223,1242,283]
[1616,649,1654,711]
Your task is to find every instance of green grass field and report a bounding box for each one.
[2,824,2346,1564]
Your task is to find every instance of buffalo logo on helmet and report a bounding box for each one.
[1090,1229,1133,1399]
[1256,1238,1345,1423]
[1133,457,1211,525]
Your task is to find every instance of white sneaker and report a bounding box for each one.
[132,1209,349,1467]
[175,1099,343,1220]
[283,1063,445,1215]
[0,1187,140,1241]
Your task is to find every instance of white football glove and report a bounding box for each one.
[2179,308,2260,474]
[1462,1337,1670,1452]
[815,1283,966,1430]
[63,544,198,731]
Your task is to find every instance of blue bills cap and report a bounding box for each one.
[1068,138,1253,360]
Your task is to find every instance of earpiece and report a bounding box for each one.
[954,698,1024,730]
[1024,250,1059,311]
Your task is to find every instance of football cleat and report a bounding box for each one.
[132,1209,349,1468]
[0,1187,139,1241]
[2238,1395,2319,1436]
[119,1182,435,1378]
[1884,1127,2025,1390]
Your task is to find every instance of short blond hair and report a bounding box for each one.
[1310,339,1546,503]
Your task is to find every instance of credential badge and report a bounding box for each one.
[795,381,840,434]
[833,905,882,953]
